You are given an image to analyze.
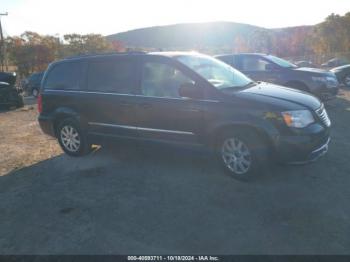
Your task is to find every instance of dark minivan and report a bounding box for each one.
[215,53,339,100]
[38,52,331,179]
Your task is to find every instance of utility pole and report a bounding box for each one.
[0,12,8,72]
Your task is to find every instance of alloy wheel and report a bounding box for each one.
[60,125,81,152]
[221,137,252,175]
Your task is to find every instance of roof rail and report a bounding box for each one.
[65,51,147,60]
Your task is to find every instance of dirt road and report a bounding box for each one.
[0,93,350,254]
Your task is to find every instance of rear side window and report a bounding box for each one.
[45,62,82,90]
[241,56,270,71]
[217,55,233,66]
[87,59,135,94]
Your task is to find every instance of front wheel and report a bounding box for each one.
[217,130,267,180]
[57,118,92,156]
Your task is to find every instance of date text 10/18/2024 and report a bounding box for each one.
[127,256,219,261]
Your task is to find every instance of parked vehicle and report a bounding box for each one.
[295,60,317,68]
[321,58,349,68]
[38,52,331,180]
[0,72,24,109]
[23,72,44,97]
[215,53,339,100]
[330,64,350,87]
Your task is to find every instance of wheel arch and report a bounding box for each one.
[207,123,275,152]
[52,107,82,137]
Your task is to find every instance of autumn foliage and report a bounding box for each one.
[5,32,119,76]
[4,12,350,77]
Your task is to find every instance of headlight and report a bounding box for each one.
[312,76,335,82]
[281,110,314,128]
[312,76,338,88]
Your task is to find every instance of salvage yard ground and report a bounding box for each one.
[0,92,350,254]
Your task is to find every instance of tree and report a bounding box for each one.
[232,34,250,53]
[6,32,113,77]
[111,40,126,52]
[310,12,350,55]
[63,33,113,56]
[6,32,61,76]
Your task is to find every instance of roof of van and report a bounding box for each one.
[63,51,205,61]
[63,51,202,60]
[215,53,267,57]
[149,51,203,57]
[47,51,209,68]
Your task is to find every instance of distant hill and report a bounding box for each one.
[106,22,270,49]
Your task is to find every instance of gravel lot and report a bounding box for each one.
[0,92,350,254]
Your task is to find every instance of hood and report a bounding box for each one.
[293,67,332,75]
[238,82,321,110]
[331,64,350,72]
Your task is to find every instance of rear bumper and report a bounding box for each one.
[0,90,23,105]
[38,114,55,137]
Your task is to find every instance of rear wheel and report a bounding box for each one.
[57,118,92,156]
[344,74,350,87]
[217,129,268,181]
[32,88,39,97]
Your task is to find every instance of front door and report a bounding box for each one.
[238,55,282,84]
[133,57,205,143]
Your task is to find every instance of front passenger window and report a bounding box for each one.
[241,57,270,71]
[141,62,194,98]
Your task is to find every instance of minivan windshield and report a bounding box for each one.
[266,55,297,68]
[176,54,253,90]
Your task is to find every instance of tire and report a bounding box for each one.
[216,129,268,181]
[344,74,350,87]
[16,95,24,108]
[56,118,92,157]
[32,88,39,97]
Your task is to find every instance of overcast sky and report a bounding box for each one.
[1,0,349,36]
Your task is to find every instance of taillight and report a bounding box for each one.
[37,94,42,113]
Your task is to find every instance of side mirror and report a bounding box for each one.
[179,82,201,99]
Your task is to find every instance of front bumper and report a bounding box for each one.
[319,87,339,101]
[288,137,330,164]
[274,123,330,164]
[311,83,339,101]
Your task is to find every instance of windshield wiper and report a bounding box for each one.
[241,81,257,88]
[221,81,257,91]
